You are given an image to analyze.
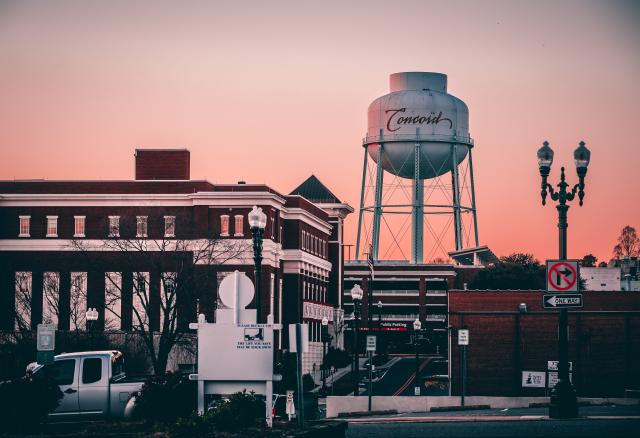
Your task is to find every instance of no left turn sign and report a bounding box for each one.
[546,260,580,292]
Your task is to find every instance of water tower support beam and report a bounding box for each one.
[451,144,463,251]
[355,144,369,260]
[371,137,385,261]
[411,134,424,264]
[468,146,480,247]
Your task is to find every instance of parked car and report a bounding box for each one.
[30,350,146,420]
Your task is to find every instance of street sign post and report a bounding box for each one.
[546,260,580,292]
[543,294,583,309]
[458,329,469,406]
[365,335,376,411]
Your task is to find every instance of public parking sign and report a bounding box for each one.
[546,260,580,292]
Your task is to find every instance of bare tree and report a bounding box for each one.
[613,226,640,259]
[72,216,249,374]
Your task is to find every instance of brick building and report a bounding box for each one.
[449,290,640,397]
[343,262,482,353]
[0,149,352,373]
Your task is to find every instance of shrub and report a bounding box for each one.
[134,371,196,423]
[0,374,62,432]
[205,390,265,432]
[302,373,316,392]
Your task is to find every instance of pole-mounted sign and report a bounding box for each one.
[37,323,56,365]
[543,294,583,309]
[458,329,469,346]
[366,335,377,352]
[546,260,579,292]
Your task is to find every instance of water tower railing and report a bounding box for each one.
[362,133,474,146]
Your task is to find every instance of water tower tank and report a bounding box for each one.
[366,72,472,179]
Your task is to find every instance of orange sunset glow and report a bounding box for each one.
[1,0,639,264]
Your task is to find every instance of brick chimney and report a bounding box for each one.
[135,149,190,180]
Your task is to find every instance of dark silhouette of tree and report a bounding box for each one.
[580,254,597,267]
[468,253,545,290]
[598,261,608,268]
[613,226,640,259]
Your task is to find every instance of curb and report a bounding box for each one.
[345,415,640,424]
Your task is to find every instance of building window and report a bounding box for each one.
[108,216,120,237]
[19,216,30,237]
[161,272,177,331]
[136,216,148,237]
[105,272,122,331]
[133,272,149,331]
[220,215,229,236]
[70,272,87,331]
[234,215,244,237]
[15,272,32,330]
[164,216,176,237]
[301,231,306,250]
[46,216,58,237]
[42,272,60,326]
[303,281,307,300]
[74,216,86,237]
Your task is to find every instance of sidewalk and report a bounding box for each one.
[342,404,640,424]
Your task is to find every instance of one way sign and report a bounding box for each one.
[543,294,583,309]
[546,260,580,292]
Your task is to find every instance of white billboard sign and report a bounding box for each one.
[522,371,546,388]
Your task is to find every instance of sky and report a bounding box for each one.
[0,0,639,264]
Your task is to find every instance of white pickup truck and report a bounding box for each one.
[30,350,146,420]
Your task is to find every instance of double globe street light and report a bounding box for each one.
[249,206,268,322]
[536,141,591,419]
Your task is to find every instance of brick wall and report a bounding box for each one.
[449,290,640,397]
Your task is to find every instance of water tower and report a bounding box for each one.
[355,72,481,263]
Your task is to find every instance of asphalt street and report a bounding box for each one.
[336,355,448,396]
[346,419,640,438]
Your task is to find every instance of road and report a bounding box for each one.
[347,419,640,437]
[358,355,447,396]
[346,405,640,437]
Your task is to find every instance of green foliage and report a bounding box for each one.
[134,371,197,423]
[580,254,598,267]
[468,253,545,290]
[0,374,63,432]
[613,225,640,259]
[302,373,316,392]
[324,347,351,369]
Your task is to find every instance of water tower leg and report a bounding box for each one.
[468,146,480,247]
[355,145,369,260]
[451,144,463,251]
[371,144,385,260]
[412,139,424,264]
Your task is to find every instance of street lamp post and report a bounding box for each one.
[248,206,267,323]
[86,307,99,349]
[413,318,422,396]
[537,140,590,419]
[321,316,332,393]
[351,284,363,396]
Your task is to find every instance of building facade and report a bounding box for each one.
[0,150,352,373]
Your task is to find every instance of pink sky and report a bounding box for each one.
[1,0,638,264]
